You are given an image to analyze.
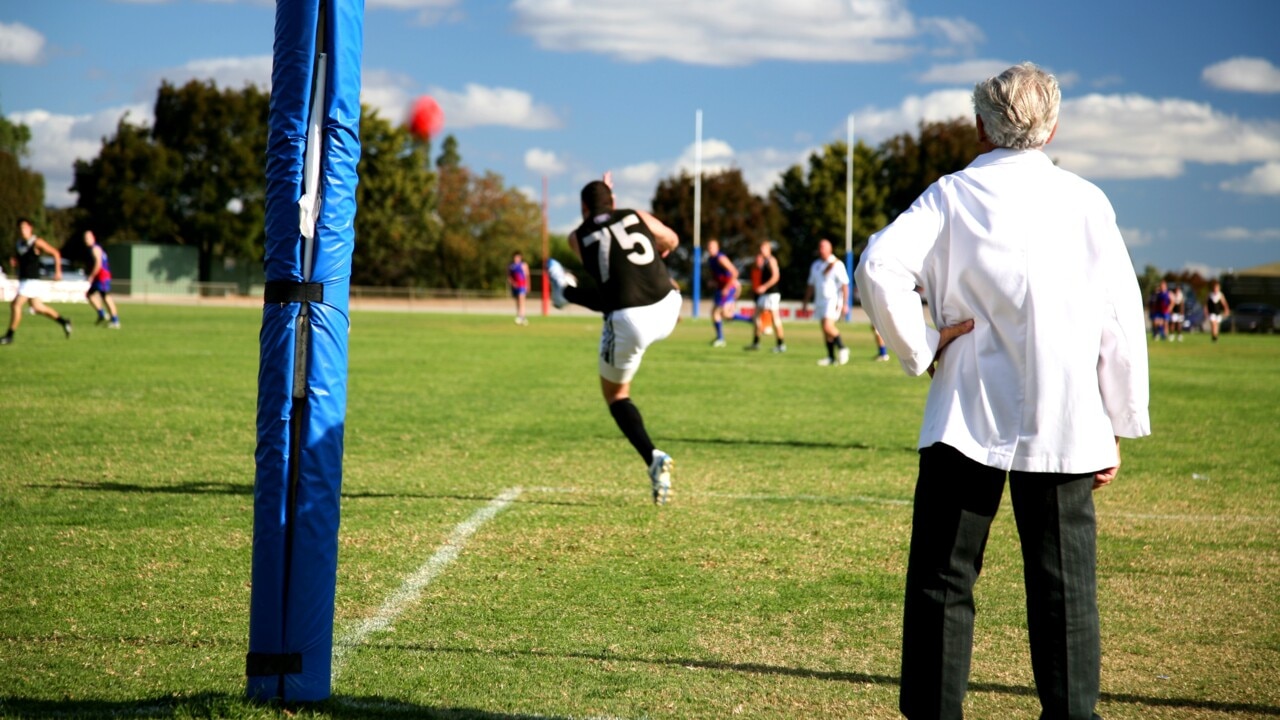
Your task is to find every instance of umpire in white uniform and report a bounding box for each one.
[856,62,1150,720]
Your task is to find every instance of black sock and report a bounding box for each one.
[833,335,845,349]
[776,336,785,347]
[564,285,604,313]
[825,339,835,359]
[608,398,656,463]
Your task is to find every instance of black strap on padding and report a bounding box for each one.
[245,651,303,676]
[264,281,324,304]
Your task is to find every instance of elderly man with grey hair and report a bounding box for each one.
[856,62,1150,719]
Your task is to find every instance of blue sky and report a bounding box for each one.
[2,0,1278,276]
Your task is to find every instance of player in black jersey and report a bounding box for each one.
[3,218,72,345]
[546,176,682,504]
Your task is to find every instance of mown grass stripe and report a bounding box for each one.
[528,485,1273,523]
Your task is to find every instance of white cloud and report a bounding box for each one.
[429,83,561,130]
[920,17,984,56]
[361,68,416,125]
[367,0,455,8]
[1051,94,1280,179]
[674,140,812,196]
[524,148,565,175]
[367,0,461,24]
[851,89,975,142]
[0,21,45,65]
[161,55,273,91]
[616,162,663,188]
[1219,162,1280,195]
[1205,227,1280,243]
[608,162,664,212]
[1119,226,1155,248]
[918,59,1011,85]
[917,60,1079,88]
[674,138,736,174]
[360,75,561,132]
[511,0,978,66]
[1055,71,1080,89]
[1203,57,1280,94]
[846,89,1280,182]
[594,138,812,215]
[9,105,153,207]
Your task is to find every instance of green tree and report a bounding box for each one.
[878,118,981,221]
[72,119,180,246]
[650,168,781,287]
[436,134,461,170]
[352,110,438,287]
[151,80,269,280]
[0,105,32,157]
[0,107,45,242]
[72,81,268,280]
[435,165,541,289]
[770,140,886,297]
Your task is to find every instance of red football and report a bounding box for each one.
[407,95,445,140]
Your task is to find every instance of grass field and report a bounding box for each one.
[1,303,1278,719]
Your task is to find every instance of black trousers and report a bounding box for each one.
[900,444,1102,720]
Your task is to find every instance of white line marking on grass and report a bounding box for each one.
[529,485,1273,523]
[331,486,523,683]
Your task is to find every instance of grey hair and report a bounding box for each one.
[972,62,1061,150]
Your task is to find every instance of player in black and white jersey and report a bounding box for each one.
[3,217,72,346]
[546,176,682,504]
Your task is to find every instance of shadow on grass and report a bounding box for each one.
[27,480,592,507]
[676,436,917,453]
[4,660,1278,718]
[0,692,593,719]
[370,643,1280,716]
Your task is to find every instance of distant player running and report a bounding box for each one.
[1149,280,1171,341]
[546,177,682,504]
[2,217,72,346]
[1206,280,1230,342]
[508,251,530,325]
[745,240,786,352]
[802,239,850,366]
[84,230,121,329]
[706,238,752,347]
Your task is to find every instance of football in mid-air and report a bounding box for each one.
[408,95,445,141]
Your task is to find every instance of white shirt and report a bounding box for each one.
[856,148,1151,473]
[807,256,849,306]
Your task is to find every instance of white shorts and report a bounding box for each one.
[1171,313,1184,324]
[755,292,781,313]
[1210,313,1223,324]
[16,279,49,300]
[816,297,842,322]
[599,291,681,384]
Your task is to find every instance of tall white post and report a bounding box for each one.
[845,114,855,321]
[692,109,703,318]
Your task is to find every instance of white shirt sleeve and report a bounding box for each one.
[855,186,943,377]
[1093,211,1152,439]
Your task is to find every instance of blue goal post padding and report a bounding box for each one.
[248,0,362,702]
